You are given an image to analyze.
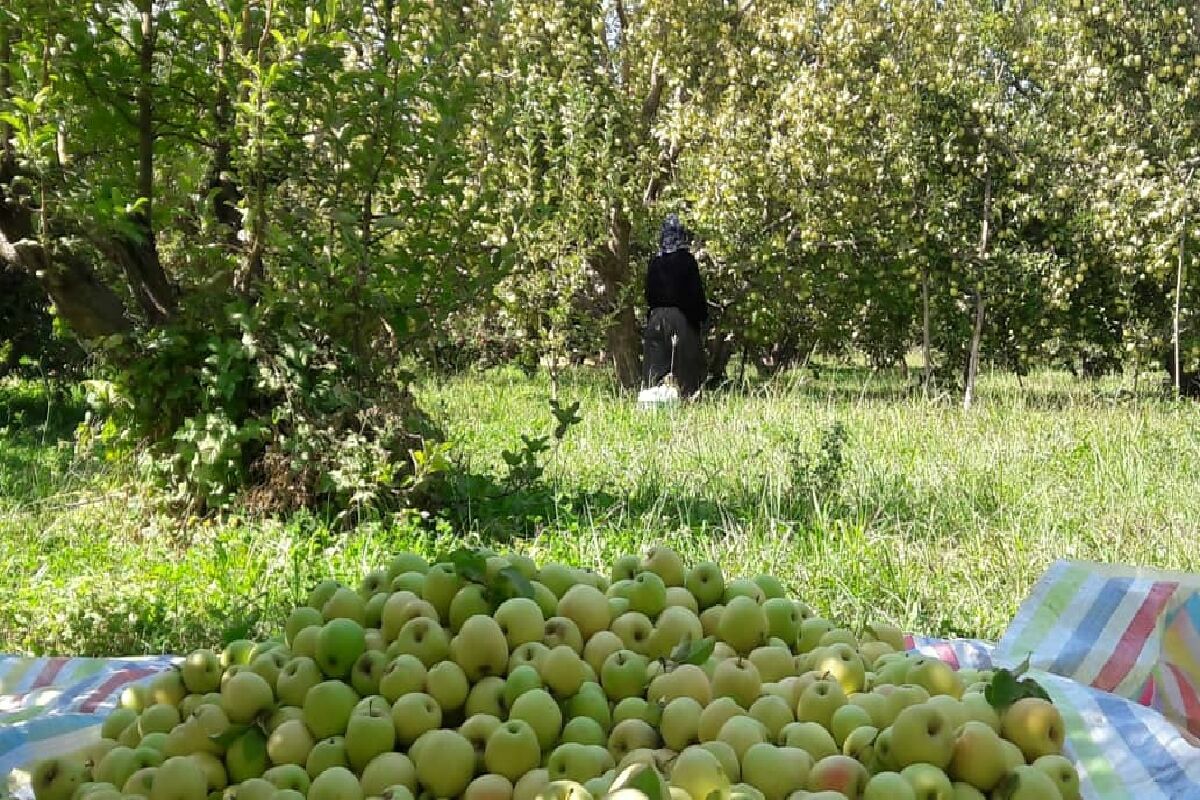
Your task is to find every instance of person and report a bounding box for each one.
[643,214,708,396]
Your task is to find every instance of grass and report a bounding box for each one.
[2,365,1199,656]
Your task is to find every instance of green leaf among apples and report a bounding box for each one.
[985,654,1051,710]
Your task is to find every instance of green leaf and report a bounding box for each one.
[443,548,488,584]
[209,724,251,748]
[985,655,1050,709]
[671,635,716,666]
[490,566,535,601]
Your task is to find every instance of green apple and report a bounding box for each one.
[779,722,838,761]
[424,658,470,712]
[273,656,319,707]
[360,752,415,796]
[247,649,289,689]
[137,704,181,737]
[220,670,273,724]
[503,663,544,709]
[890,704,954,770]
[1032,754,1080,800]
[669,747,730,800]
[951,782,986,800]
[420,563,463,621]
[648,606,704,660]
[95,747,143,789]
[146,670,186,708]
[449,584,494,632]
[378,591,418,641]
[147,757,207,800]
[828,703,872,748]
[583,630,624,676]
[543,616,584,654]
[513,770,551,800]
[412,729,476,797]
[561,716,608,747]
[347,650,387,697]
[751,575,787,600]
[540,644,588,698]
[464,774,514,800]
[303,680,359,739]
[696,697,744,743]
[795,619,834,654]
[609,594,630,619]
[614,696,662,728]
[947,720,1007,792]
[509,641,551,673]
[387,552,429,579]
[307,580,343,612]
[266,719,316,766]
[605,719,660,764]
[697,740,741,783]
[308,766,363,800]
[390,692,442,745]
[807,754,868,797]
[712,657,763,709]
[901,763,953,799]
[648,663,712,706]
[290,626,321,659]
[627,572,668,618]
[1001,698,1065,762]
[358,568,390,598]
[180,650,222,695]
[263,765,311,794]
[188,752,227,793]
[863,771,916,800]
[102,708,139,741]
[719,596,768,656]
[795,679,847,730]
[717,716,768,762]
[485,719,542,781]
[722,579,765,605]
[391,572,426,595]
[701,605,724,639]
[346,709,396,772]
[991,766,1061,800]
[283,607,323,647]
[494,598,546,649]
[611,555,641,583]
[508,687,562,750]
[452,614,510,681]
[363,593,390,631]
[391,616,451,667]
[813,643,866,695]
[748,695,793,741]
[960,692,1002,733]
[315,618,366,679]
[611,612,655,655]
[353,694,391,717]
[379,654,427,702]
[460,713,503,771]
[557,584,612,641]
[747,647,794,684]
[465,675,506,718]
[840,724,879,766]
[641,546,685,587]
[531,581,560,618]
[760,599,800,647]
[661,697,704,751]
[305,735,349,777]
[565,682,612,730]
[226,727,269,782]
[537,563,578,599]
[322,587,367,625]
[665,587,699,613]
[685,562,725,610]
[31,757,88,800]
[547,742,615,784]
[121,766,157,797]
[907,657,964,699]
[741,743,811,800]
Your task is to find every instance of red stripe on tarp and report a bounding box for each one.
[9,658,70,703]
[933,642,960,669]
[77,668,157,714]
[1093,581,1178,693]
[1166,663,1200,735]
[1140,678,1157,706]
[903,634,915,650]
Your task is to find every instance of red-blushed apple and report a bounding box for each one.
[807,754,868,797]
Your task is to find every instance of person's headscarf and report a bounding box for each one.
[658,214,692,256]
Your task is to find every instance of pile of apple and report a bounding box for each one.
[30,546,1080,800]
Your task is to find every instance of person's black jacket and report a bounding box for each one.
[645,249,708,330]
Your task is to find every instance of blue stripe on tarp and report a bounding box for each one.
[0,712,99,774]
[1092,688,1200,797]
[1049,577,1135,679]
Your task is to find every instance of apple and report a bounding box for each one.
[149,669,187,707]
[503,663,544,709]
[220,670,273,724]
[538,563,578,598]
[137,704,181,737]
[858,641,895,669]
[907,657,964,699]
[565,682,613,731]
[712,658,763,709]
[612,612,656,655]
[746,647,792,685]
[514,769,552,800]
[609,597,631,619]
[392,572,426,596]
[811,643,866,694]
[608,718,661,762]
[421,563,464,621]
[649,607,704,660]
[266,719,316,766]
[226,727,269,782]
[102,708,138,741]
[717,716,769,762]
[556,709,608,745]
[719,596,768,656]
[742,744,812,800]
[848,691,890,729]
[900,763,953,799]
[345,650,387,697]
[862,622,905,651]
[828,703,872,748]
[661,696,705,751]
[188,752,227,793]
[263,765,311,794]
[305,736,349,777]
[541,644,588,698]
[537,781,592,800]
[322,587,367,625]
[951,782,985,800]
[308,766,363,800]
[807,755,868,797]
[386,691,439,745]
[302,679,359,740]
[582,630,623,675]
[696,740,741,783]
[121,767,157,797]
[291,626,321,659]
[641,546,686,587]
[999,738,1026,771]
[422,658,469,712]
[796,679,847,729]
[948,720,1007,791]
[992,765,1061,800]
[696,697,744,743]
[550,743,615,784]
[118,683,152,712]
[360,752,416,795]
[612,555,641,583]
[1001,698,1065,761]
[272,656,320,707]
[387,552,429,579]
[959,692,1002,733]
[412,729,476,797]
[669,747,731,800]
[530,581,560,618]
[819,629,859,648]
[148,757,207,800]
[722,579,765,605]
[863,772,916,800]
[627,572,668,618]
[685,562,726,609]
[666,587,700,613]
[558,584,612,641]
[95,747,145,789]
[494,598,546,649]
[742,695,790,742]
[890,704,954,770]
[1032,755,1079,800]
[466,675,507,718]
[648,664,712,706]
[307,580,343,612]
[392,616,451,667]
[779,722,838,762]
[31,757,88,800]
[359,568,390,598]
[701,606,724,638]
[543,616,585,654]
[451,614,509,681]
[795,619,834,654]
[265,705,305,734]
[840,724,879,765]
[614,696,662,728]
[180,650,222,694]
[449,584,494,632]
[483,719,541,781]
[750,575,784,600]
[509,688,563,750]
[464,774,514,800]
[509,641,551,673]
[601,649,650,701]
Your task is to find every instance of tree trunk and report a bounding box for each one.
[921,264,931,395]
[963,172,992,411]
[595,205,641,389]
[1174,209,1188,397]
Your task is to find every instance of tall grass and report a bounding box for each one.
[1,366,1198,656]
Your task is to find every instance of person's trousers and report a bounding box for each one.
[643,306,705,396]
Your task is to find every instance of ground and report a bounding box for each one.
[2,366,1198,657]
